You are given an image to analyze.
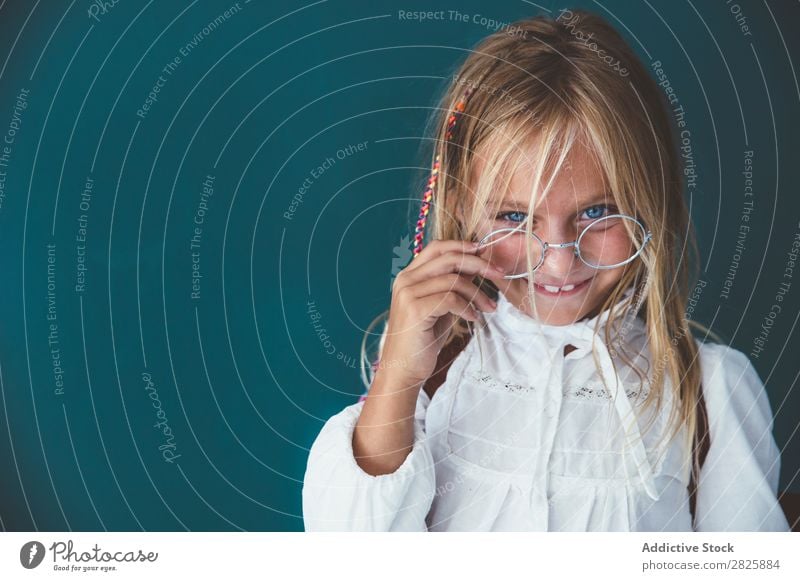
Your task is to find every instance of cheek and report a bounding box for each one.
[586,269,625,300]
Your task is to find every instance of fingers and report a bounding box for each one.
[390,240,504,323]
[403,251,505,285]
[402,240,479,273]
[407,273,497,313]
[415,291,480,323]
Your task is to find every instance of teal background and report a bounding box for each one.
[0,0,797,531]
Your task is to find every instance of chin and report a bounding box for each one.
[533,310,586,326]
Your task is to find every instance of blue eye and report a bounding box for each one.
[582,204,614,221]
[496,211,527,223]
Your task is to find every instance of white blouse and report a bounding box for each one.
[302,288,790,531]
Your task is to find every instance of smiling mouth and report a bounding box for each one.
[530,277,592,296]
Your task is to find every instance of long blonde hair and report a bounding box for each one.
[361,8,722,511]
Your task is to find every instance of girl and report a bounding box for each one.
[302,9,790,532]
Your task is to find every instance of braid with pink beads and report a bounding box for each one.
[411,85,476,259]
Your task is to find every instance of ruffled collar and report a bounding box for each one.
[480,284,643,349]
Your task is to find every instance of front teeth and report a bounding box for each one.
[542,283,577,293]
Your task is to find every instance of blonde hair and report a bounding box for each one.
[361,8,723,514]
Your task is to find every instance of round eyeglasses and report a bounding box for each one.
[476,214,652,279]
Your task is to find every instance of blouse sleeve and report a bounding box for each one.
[302,388,436,531]
[694,344,790,531]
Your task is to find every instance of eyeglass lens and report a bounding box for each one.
[477,215,648,278]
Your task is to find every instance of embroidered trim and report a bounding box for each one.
[463,369,651,401]
[464,369,536,395]
[567,382,650,401]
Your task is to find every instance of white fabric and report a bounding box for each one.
[302,288,790,531]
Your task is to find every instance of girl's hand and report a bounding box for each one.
[376,240,507,390]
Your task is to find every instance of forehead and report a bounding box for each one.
[472,132,609,210]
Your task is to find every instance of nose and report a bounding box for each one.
[535,223,581,274]
[540,242,580,274]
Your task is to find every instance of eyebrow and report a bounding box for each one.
[497,193,612,211]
